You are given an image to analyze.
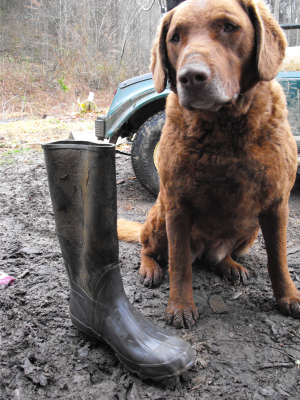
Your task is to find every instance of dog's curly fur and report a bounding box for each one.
[118,0,299,328]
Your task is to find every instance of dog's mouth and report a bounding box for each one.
[178,81,240,112]
[181,91,239,112]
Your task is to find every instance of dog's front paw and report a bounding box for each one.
[139,258,163,288]
[165,301,199,329]
[218,256,249,284]
[277,294,300,318]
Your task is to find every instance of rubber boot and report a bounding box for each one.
[42,141,195,380]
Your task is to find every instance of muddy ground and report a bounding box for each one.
[0,147,300,400]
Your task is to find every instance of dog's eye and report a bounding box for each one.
[223,23,237,33]
[170,33,181,43]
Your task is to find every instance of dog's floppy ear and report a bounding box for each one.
[150,11,174,93]
[248,1,287,81]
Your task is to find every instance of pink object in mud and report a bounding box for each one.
[0,271,15,287]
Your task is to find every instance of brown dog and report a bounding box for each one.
[118,0,299,328]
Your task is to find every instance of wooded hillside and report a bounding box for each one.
[0,0,299,117]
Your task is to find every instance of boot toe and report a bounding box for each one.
[137,337,195,380]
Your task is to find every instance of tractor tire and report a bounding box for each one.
[131,111,165,196]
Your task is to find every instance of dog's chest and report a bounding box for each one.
[160,119,277,213]
[185,142,262,204]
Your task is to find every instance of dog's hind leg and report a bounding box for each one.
[139,202,168,288]
[216,228,260,284]
[140,250,164,288]
[217,254,249,284]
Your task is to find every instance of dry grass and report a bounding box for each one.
[281,61,300,71]
[0,56,114,154]
[0,56,114,119]
[0,115,98,151]
[281,47,300,71]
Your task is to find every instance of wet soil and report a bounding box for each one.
[1,149,300,400]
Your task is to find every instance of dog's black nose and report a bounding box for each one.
[178,63,211,89]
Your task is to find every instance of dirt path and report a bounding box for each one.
[1,149,300,400]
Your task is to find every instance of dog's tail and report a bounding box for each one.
[117,219,142,243]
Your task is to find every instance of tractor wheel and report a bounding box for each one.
[131,111,165,196]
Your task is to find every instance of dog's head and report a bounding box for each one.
[151,0,287,111]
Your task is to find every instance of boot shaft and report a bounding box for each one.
[43,141,118,295]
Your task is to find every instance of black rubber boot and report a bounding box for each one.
[42,141,195,380]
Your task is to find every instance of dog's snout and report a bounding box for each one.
[178,64,211,89]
